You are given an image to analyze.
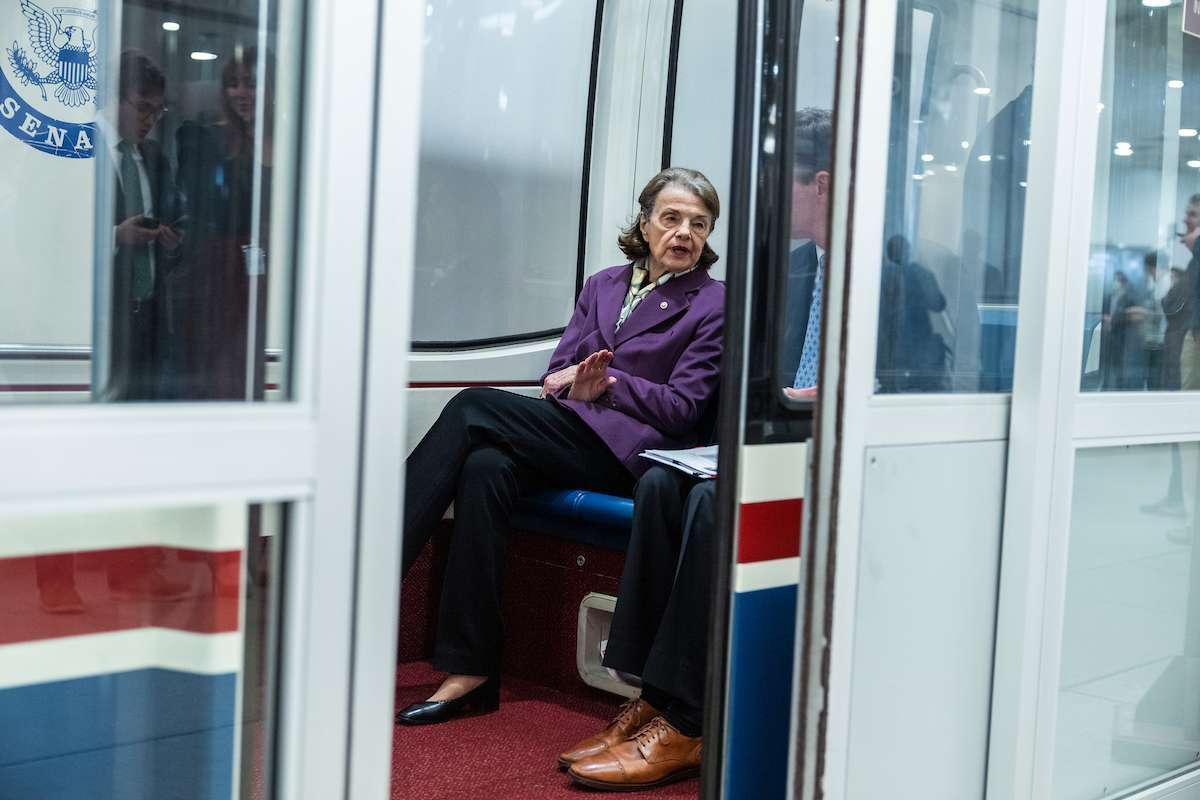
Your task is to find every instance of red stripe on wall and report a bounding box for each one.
[0,384,281,393]
[409,381,541,389]
[0,546,240,645]
[737,499,804,564]
[0,385,90,392]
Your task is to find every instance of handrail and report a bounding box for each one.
[0,345,285,362]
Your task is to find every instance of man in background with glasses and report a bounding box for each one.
[99,49,185,401]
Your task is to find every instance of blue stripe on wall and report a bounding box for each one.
[724,584,798,800]
[0,669,236,800]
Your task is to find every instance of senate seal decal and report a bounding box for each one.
[0,0,97,158]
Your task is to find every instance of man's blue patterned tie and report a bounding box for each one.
[793,255,824,389]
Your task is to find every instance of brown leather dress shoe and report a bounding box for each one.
[568,716,702,790]
[556,696,659,769]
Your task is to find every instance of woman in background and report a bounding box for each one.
[172,47,272,400]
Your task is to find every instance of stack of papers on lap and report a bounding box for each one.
[639,445,718,478]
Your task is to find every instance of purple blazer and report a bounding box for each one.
[543,263,725,477]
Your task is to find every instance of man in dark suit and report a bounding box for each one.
[779,241,820,381]
[562,108,833,791]
[82,52,192,601]
[1178,194,1200,393]
[100,50,185,401]
[784,108,833,399]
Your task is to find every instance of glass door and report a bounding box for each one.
[793,0,1200,798]
[991,1,1200,798]
[792,0,1045,797]
[0,0,419,797]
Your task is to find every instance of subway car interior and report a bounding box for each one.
[5,0,1200,799]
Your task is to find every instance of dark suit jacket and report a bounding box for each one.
[1188,240,1200,334]
[103,137,185,399]
[1163,275,1191,390]
[542,264,725,476]
[110,138,185,275]
[778,242,820,383]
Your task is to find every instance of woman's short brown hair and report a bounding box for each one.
[617,167,720,268]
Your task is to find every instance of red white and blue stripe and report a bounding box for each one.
[0,508,246,800]
[723,442,806,799]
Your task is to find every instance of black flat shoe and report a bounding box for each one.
[395,676,501,725]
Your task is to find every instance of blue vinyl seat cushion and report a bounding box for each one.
[507,390,717,551]
[511,489,634,551]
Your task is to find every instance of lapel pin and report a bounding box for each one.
[660,301,669,309]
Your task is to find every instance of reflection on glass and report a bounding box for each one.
[775,0,838,394]
[0,502,284,799]
[412,0,598,345]
[670,0,739,274]
[0,0,297,402]
[1054,445,1200,799]
[1082,1,1200,394]
[875,0,1037,393]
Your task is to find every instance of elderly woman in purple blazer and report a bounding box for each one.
[396,167,725,725]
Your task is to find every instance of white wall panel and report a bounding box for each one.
[845,440,1006,800]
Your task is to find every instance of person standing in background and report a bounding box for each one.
[1107,269,1152,390]
[100,50,185,401]
[1141,212,1197,521]
[173,47,273,400]
[1141,252,1167,390]
[875,235,950,393]
[1163,265,1191,392]
[1178,194,1200,391]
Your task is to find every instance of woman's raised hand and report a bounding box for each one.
[540,364,578,398]
[567,350,617,402]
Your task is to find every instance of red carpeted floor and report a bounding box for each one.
[391,662,699,800]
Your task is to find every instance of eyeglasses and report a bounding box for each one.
[125,98,168,122]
